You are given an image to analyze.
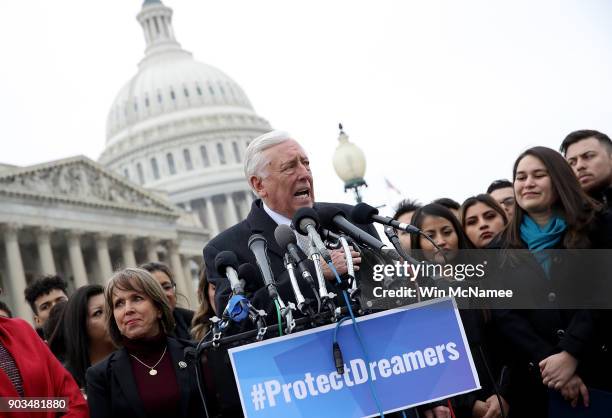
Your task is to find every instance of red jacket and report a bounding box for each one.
[0,317,89,418]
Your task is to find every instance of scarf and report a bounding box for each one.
[520,214,567,276]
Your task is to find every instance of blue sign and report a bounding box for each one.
[229,297,479,418]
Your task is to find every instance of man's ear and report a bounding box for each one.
[249,175,266,198]
[34,314,42,327]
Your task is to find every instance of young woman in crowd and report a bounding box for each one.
[410,203,511,418]
[43,299,68,362]
[62,284,115,390]
[86,268,215,418]
[494,146,612,416]
[191,268,216,342]
[460,194,508,248]
[140,262,195,341]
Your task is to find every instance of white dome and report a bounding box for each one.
[98,0,271,236]
[106,55,254,141]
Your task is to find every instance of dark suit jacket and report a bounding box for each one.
[491,211,612,417]
[200,199,380,416]
[86,337,209,418]
[173,307,195,341]
[203,199,380,315]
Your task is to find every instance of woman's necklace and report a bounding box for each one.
[129,346,167,376]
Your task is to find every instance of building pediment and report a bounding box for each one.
[0,156,178,217]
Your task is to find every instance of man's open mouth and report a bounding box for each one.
[294,189,310,198]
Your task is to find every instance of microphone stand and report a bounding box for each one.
[284,254,315,319]
[197,303,361,352]
[310,250,338,321]
[274,296,297,335]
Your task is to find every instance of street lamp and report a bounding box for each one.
[332,124,367,203]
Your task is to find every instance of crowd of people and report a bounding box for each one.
[0,128,611,417]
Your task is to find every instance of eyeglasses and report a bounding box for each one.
[499,197,515,207]
[161,283,177,292]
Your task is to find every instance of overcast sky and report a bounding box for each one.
[1,0,611,216]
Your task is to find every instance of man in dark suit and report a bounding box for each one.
[203,130,377,317]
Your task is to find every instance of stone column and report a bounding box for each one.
[36,226,56,275]
[166,242,194,308]
[145,238,159,262]
[120,235,137,267]
[2,224,31,320]
[181,256,196,299]
[205,197,220,236]
[95,233,113,281]
[67,231,88,288]
[226,192,240,225]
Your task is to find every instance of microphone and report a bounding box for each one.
[214,251,244,295]
[283,254,309,314]
[237,263,265,294]
[351,202,420,234]
[274,225,318,290]
[317,205,386,250]
[292,207,332,263]
[247,234,279,300]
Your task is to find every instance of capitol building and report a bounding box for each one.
[0,0,271,320]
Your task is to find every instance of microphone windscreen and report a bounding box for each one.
[214,251,239,276]
[351,202,379,224]
[315,205,346,229]
[292,207,320,235]
[274,224,297,249]
[237,263,264,292]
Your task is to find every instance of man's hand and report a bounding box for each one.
[482,394,509,418]
[321,248,361,280]
[560,374,590,408]
[423,406,451,418]
[539,351,577,389]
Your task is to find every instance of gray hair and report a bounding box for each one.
[244,130,293,184]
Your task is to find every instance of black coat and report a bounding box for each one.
[203,199,380,316]
[86,337,211,418]
[201,199,379,416]
[491,211,612,416]
[173,307,195,341]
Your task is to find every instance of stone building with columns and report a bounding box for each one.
[0,0,272,321]
[0,156,207,320]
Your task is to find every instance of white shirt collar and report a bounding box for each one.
[262,202,292,226]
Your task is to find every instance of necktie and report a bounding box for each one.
[0,340,25,397]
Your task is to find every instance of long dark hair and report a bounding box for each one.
[191,266,213,341]
[460,194,508,248]
[63,284,105,388]
[44,300,68,362]
[460,194,508,228]
[503,146,599,249]
[411,203,474,264]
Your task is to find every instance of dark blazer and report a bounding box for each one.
[201,199,379,416]
[203,199,380,315]
[173,307,195,341]
[86,337,210,418]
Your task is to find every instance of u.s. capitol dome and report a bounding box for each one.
[99,0,271,235]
